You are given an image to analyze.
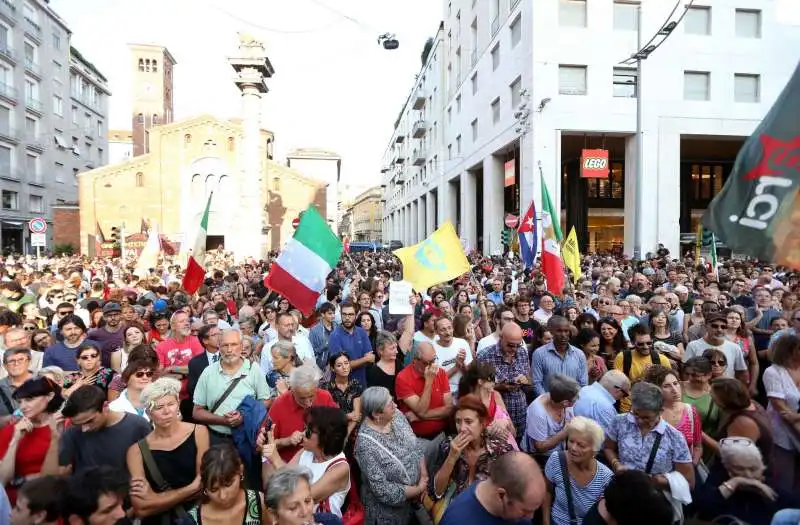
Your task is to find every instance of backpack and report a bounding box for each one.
[622,349,660,377]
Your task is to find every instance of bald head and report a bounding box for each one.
[489,452,546,519]
[500,322,523,354]
[599,370,631,400]
[415,341,436,363]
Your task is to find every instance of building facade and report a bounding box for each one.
[382,0,800,257]
[286,148,341,230]
[349,186,383,242]
[129,43,175,157]
[108,129,132,164]
[77,114,326,256]
[0,0,109,254]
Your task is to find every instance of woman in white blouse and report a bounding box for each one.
[108,358,155,421]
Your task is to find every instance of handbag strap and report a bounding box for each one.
[644,433,663,475]
[137,439,189,523]
[210,375,246,413]
[558,451,578,525]
[359,432,411,483]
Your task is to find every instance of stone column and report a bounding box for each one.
[425,192,436,236]
[460,171,477,253]
[483,155,504,254]
[417,197,426,242]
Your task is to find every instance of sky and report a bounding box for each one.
[48,0,442,196]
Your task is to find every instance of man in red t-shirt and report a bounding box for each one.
[267,365,338,462]
[155,311,204,420]
[396,341,453,436]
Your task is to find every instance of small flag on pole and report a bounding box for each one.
[517,201,537,270]
[182,193,213,295]
[562,227,582,284]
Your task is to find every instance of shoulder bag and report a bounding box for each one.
[210,375,246,413]
[558,451,579,525]
[644,433,663,475]
[138,438,190,525]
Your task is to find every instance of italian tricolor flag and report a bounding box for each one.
[182,193,213,295]
[265,206,343,315]
[540,174,565,296]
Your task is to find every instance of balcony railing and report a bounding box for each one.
[0,0,14,23]
[24,17,41,37]
[0,125,17,142]
[412,90,426,110]
[412,120,429,138]
[0,45,14,64]
[24,59,40,76]
[25,134,44,152]
[0,82,17,103]
[412,150,427,166]
[24,96,43,113]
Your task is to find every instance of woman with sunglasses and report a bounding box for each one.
[703,348,728,379]
[0,377,64,505]
[261,406,351,519]
[128,378,209,525]
[62,343,115,397]
[108,359,156,421]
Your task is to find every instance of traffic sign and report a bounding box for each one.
[31,233,46,247]
[292,216,300,229]
[505,214,519,229]
[29,217,47,234]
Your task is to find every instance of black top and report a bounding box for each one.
[142,428,198,525]
[366,358,404,400]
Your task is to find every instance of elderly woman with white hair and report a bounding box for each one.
[543,416,613,525]
[355,386,427,525]
[264,465,348,525]
[126,377,209,525]
[694,437,800,525]
[267,364,339,464]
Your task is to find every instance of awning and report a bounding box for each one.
[1,221,23,228]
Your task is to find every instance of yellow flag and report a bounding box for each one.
[562,227,582,284]
[394,221,471,292]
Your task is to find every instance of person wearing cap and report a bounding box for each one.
[87,303,125,369]
[684,312,749,382]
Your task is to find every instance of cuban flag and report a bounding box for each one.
[518,200,537,269]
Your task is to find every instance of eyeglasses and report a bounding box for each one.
[709,324,727,330]
[134,370,155,378]
[22,325,36,331]
[635,341,654,347]
[710,359,727,366]
[5,357,28,366]
[599,300,612,305]
[65,297,78,303]
[79,353,99,360]
[57,310,74,316]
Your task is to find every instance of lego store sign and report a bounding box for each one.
[581,149,609,178]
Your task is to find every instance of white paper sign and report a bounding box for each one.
[31,233,46,247]
[389,280,413,315]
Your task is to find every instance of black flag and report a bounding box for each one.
[703,60,800,267]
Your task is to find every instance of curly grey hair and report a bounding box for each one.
[141,377,182,413]
[289,364,321,390]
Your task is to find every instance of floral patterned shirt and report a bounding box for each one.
[323,378,363,414]
[64,368,116,393]
[607,412,692,475]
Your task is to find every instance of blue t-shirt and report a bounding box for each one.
[42,339,101,371]
[328,325,373,385]
[440,483,532,525]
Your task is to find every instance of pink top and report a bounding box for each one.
[673,404,703,449]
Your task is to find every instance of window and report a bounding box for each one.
[54,161,64,182]
[71,106,78,124]
[137,113,144,124]
[138,58,144,72]
[684,6,711,35]
[456,95,461,113]
[448,144,452,160]
[491,44,500,71]
[97,121,102,137]
[471,119,478,141]
[491,98,501,124]
[152,114,159,125]
[735,9,761,38]
[1,190,17,210]
[24,79,37,101]
[145,59,151,72]
[135,172,144,187]
[0,145,10,172]
[98,148,103,162]
[184,133,192,145]
[613,1,638,31]
[471,72,478,95]
[510,76,522,108]
[456,134,462,153]
[52,32,61,50]
[84,113,91,130]
[26,153,38,182]
[684,71,710,101]
[227,137,235,151]
[559,0,587,27]
[29,195,43,213]
[272,177,281,191]
[734,74,760,103]
[613,67,637,97]
[53,95,63,116]
[559,65,587,95]
[25,117,35,137]
[152,60,158,73]
[24,42,35,65]
[0,25,8,52]
[510,15,522,47]
[54,133,67,149]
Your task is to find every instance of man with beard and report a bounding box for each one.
[155,311,204,420]
[88,302,125,368]
[328,301,373,385]
[42,315,101,371]
[626,273,653,302]
[193,330,270,445]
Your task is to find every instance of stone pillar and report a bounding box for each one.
[483,155,504,254]
[460,171,477,253]
[229,35,275,261]
[425,192,436,236]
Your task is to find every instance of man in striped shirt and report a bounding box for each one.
[531,316,588,397]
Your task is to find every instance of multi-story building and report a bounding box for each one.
[349,186,383,242]
[0,0,109,253]
[382,0,800,257]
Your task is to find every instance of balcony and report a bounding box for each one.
[411,120,429,138]
[0,82,17,104]
[0,0,14,25]
[25,135,44,153]
[395,132,405,144]
[412,149,427,166]
[412,89,426,110]
[24,59,41,78]
[491,16,500,36]
[24,97,42,115]
[0,125,18,143]
[0,45,15,65]
[394,151,406,165]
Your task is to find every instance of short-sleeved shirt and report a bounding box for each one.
[613,351,672,412]
[607,412,692,476]
[193,359,271,435]
[525,394,573,455]
[763,364,800,452]
[683,339,748,378]
[155,336,204,399]
[531,342,588,397]
[434,338,473,394]
[42,339,102,372]
[268,389,338,462]
[59,412,152,474]
[395,365,450,438]
[440,482,530,525]
[545,453,613,525]
[573,382,617,434]
[328,326,373,385]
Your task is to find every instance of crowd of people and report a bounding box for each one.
[0,248,798,525]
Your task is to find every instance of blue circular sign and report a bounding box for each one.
[29,217,47,234]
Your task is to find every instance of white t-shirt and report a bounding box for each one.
[434,337,473,394]
[477,333,499,355]
[533,309,553,324]
[260,334,317,374]
[683,338,748,378]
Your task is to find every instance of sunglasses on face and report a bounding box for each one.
[23,325,36,331]
[709,324,727,330]
[79,353,99,360]
[304,424,314,439]
[65,298,78,303]
[710,359,727,366]
[635,341,654,347]
[58,311,73,316]
[134,370,154,379]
